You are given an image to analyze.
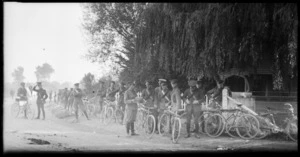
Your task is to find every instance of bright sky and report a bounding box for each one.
[4,3,105,84]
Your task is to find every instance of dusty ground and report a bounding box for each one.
[3,97,297,152]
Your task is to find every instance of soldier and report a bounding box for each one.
[10,89,15,100]
[207,79,224,108]
[116,82,127,113]
[106,81,118,102]
[154,79,169,112]
[96,81,106,113]
[49,91,52,103]
[124,81,143,136]
[73,83,90,123]
[63,88,69,109]
[54,91,57,103]
[141,80,159,133]
[16,82,28,118]
[182,78,205,138]
[67,88,74,111]
[33,82,48,120]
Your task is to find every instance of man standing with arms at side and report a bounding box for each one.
[124,81,142,136]
[33,82,48,120]
[182,78,204,138]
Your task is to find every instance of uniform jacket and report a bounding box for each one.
[73,88,84,105]
[33,86,48,103]
[155,87,171,109]
[17,87,28,101]
[183,88,205,105]
[171,87,181,110]
[141,87,155,107]
[124,89,138,110]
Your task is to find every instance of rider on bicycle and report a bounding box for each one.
[16,82,28,118]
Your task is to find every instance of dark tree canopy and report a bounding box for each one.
[35,63,55,81]
[12,66,25,83]
[82,3,297,90]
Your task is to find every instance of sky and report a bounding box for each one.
[4,3,106,84]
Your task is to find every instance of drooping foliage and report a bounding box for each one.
[82,3,297,90]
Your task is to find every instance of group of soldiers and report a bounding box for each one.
[13,77,226,139]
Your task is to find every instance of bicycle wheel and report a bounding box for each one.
[225,115,240,138]
[115,109,124,125]
[172,117,181,144]
[236,114,260,140]
[26,105,35,120]
[158,113,170,136]
[198,112,209,134]
[205,113,225,138]
[287,118,298,142]
[254,116,272,140]
[11,103,20,118]
[104,107,114,125]
[144,115,156,139]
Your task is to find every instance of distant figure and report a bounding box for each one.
[33,82,48,120]
[49,91,53,103]
[16,82,28,119]
[106,81,118,102]
[96,81,106,113]
[67,88,74,111]
[73,83,90,123]
[10,90,15,100]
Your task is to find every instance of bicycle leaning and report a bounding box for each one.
[255,103,297,142]
[11,98,35,120]
[135,103,156,139]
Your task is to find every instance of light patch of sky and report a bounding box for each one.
[4,3,108,84]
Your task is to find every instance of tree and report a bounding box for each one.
[35,63,55,82]
[82,3,298,90]
[12,66,25,84]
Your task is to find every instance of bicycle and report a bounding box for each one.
[136,103,156,139]
[11,99,35,119]
[204,97,260,140]
[255,103,297,142]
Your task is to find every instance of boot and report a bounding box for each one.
[185,122,191,138]
[126,122,130,136]
[130,122,139,136]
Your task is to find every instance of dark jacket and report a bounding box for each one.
[33,86,48,103]
[17,87,28,101]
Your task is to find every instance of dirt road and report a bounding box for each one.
[3,97,297,152]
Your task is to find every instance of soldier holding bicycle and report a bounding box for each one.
[182,78,204,138]
[73,83,90,123]
[141,80,159,134]
[16,82,28,119]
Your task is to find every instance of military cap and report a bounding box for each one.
[170,79,178,84]
[188,80,197,87]
[37,82,42,85]
[74,83,80,86]
[217,80,224,84]
[20,82,25,85]
[158,78,167,82]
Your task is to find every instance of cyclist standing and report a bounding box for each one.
[96,81,106,113]
[182,78,204,138]
[10,89,15,100]
[33,82,48,120]
[16,82,28,118]
[73,83,90,123]
[141,80,158,133]
[207,79,224,108]
[116,82,127,113]
[124,81,142,136]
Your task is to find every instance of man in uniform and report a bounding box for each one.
[124,81,142,136]
[207,79,224,108]
[116,82,127,113]
[67,88,75,111]
[96,81,106,113]
[141,80,159,133]
[33,82,48,120]
[16,82,28,118]
[106,81,118,102]
[10,89,15,100]
[63,88,69,109]
[73,83,90,123]
[182,78,205,138]
[49,91,52,103]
